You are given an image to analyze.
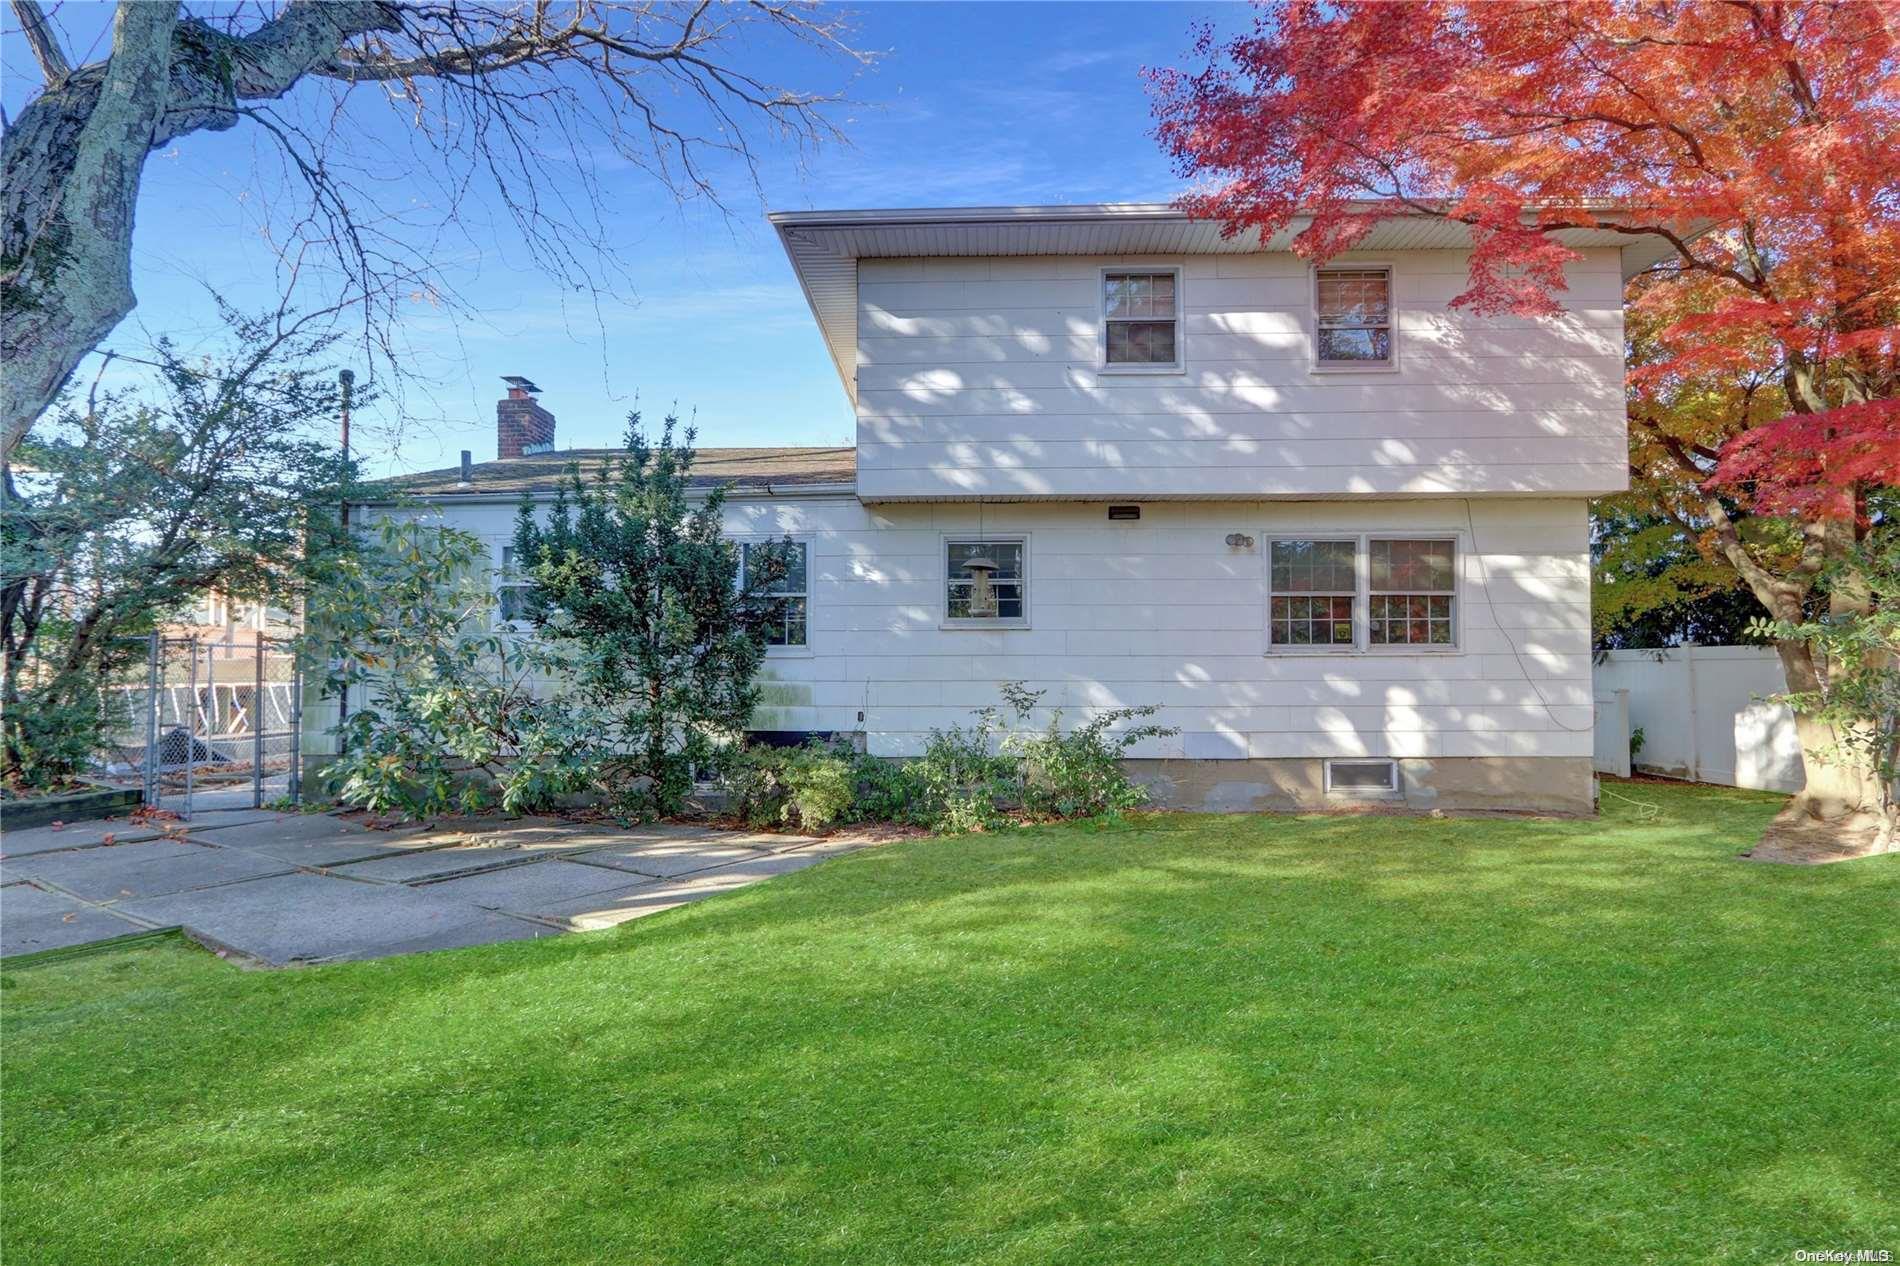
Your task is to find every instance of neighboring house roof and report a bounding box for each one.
[768,201,1686,406]
[363,446,856,502]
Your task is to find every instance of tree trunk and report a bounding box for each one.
[1,3,179,460]
[1765,640,1897,858]
[1,1,399,459]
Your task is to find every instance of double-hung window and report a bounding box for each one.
[497,545,532,625]
[1103,270,1180,368]
[1268,536,1458,650]
[945,538,1026,623]
[741,541,809,648]
[1369,538,1456,646]
[1268,539,1357,648]
[1315,268,1393,366]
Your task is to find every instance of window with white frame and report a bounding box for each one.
[1315,268,1393,365]
[1268,539,1357,648]
[497,545,532,624]
[741,540,809,648]
[1103,270,1180,367]
[946,538,1025,622]
[1369,538,1456,646]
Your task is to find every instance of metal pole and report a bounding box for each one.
[336,368,354,743]
[252,637,265,809]
[143,633,160,808]
[184,637,197,818]
[288,657,304,805]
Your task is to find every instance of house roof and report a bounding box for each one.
[364,446,856,502]
[769,201,1687,405]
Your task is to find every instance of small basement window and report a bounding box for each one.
[1326,759,1400,797]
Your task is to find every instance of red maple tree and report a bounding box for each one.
[1153,0,1899,845]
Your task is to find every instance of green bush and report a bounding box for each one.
[725,681,1176,836]
[1001,683,1177,821]
[720,741,865,833]
[780,745,855,832]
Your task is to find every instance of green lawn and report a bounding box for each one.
[4,782,1896,1265]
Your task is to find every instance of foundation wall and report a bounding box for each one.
[1127,756,1596,816]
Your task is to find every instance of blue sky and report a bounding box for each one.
[3,2,1250,476]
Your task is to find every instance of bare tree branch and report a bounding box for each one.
[1,1,872,459]
[9,0,72,86]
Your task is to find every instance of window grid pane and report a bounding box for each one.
[1269,539,1356,648]
[946,540,1026,621]
[742,542,809,646]
[1105,272,1178,365]
[1369,539,1455,646]
[1317,269,1392,364]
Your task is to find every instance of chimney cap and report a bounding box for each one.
[501,375,541,393]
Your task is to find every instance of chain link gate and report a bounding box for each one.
[94,634,303,817]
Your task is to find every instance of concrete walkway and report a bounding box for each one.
[0,809,866,965]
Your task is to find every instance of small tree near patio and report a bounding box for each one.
[1153,0,1899,853]
[510,412,797,819]
[0,314,347,790]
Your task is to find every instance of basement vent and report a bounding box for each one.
[1325,759,1400,797]
[1107,504,1141,521]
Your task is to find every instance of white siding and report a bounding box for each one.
[405,494,1593,763]
[855,249,1628,500]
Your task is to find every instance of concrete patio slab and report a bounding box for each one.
[567,838,774,879]
[116,872,553,965]
[528,850,830,930]
[419,859,649,911]
[523,878,694,930]
[204,813,442,868]
[8,838,293,903]
[1,817,165,857]
[1,814,876,963]
[165,808,286,834]
[8,838,211,884]
[1,883,151,957]
[328,843,573,885]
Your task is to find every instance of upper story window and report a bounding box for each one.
[1315,268,1393,366]
[946,538,1026,624]
[1103,270,1180,368]
[740,541,809,648]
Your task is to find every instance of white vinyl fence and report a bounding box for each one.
[1593,645,1804,792]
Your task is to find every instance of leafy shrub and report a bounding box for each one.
[844,750,914,823]
[720,741,866,833]
[908,714,1014,833]
[780,745,855,832]
[1007,698,1178,821]
[303,520,601,819]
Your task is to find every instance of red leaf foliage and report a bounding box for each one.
[1708,400,1900,516]
[1152,1,1900,522]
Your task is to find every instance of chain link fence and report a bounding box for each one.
[93,634,303,815]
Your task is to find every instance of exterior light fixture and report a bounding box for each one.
[1225,533,1255,550]
[962,554,1001,617]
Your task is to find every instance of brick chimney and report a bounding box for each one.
[497,376,555,459]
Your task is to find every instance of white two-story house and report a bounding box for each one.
[355,203,1658,814]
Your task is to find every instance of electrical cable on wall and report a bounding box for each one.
[1461,498,1597,734]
